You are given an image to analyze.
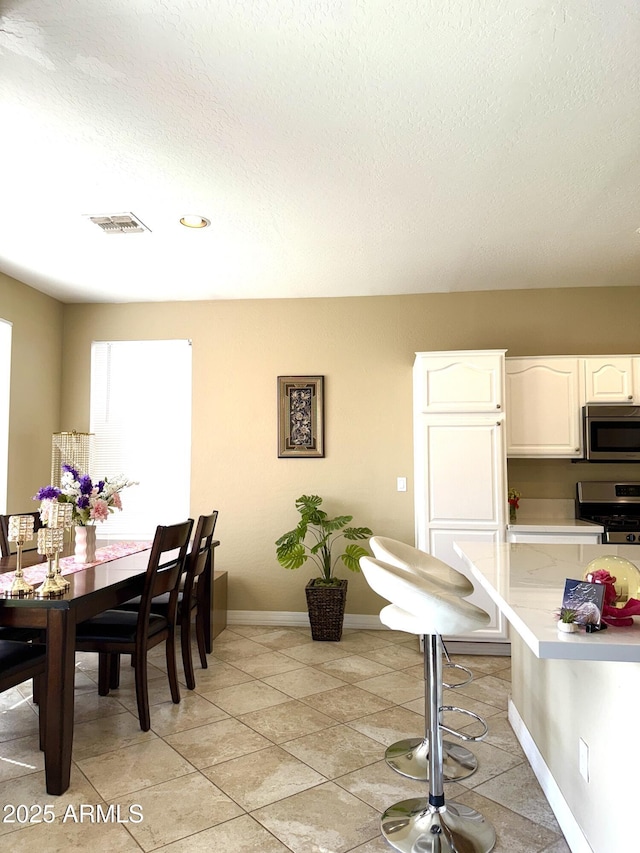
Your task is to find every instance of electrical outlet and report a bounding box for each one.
[397,477,407,492]
[579,738,589,782]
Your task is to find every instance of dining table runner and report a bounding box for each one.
[0,541,153,593]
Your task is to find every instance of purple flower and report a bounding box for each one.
[77,495,90,509]
[34,486,61,500]
[79,475,93,495]
[62,464,79,480]
[97,480,105,493]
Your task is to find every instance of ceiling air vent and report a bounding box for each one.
[85,213,150,234]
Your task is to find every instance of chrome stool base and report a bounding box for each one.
[381,797,496,853]
[385,737,478,782]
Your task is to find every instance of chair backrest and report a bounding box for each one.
[0,512,44,557]
[369,536,474,597]
[359,555,490,635]
[183,511,219,604]
[136,519,194,642]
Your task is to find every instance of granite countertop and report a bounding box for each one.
[454,540,640,662]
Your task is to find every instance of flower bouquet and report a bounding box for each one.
[34,464,136,527]
[34,465,137,564]
[508,488,521,523]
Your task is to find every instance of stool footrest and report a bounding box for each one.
[442,662,473,689]
[385,736,478,782]
[440,706,488,742]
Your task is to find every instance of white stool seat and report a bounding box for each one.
[361,557,490,635]
[370,536,474,597]
[380,602,489,636]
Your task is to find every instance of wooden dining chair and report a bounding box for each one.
[118,511,218,689]
[0,639,47,747]
[0,512,46,646]
[75,518,193,731]
[0,512,44,557]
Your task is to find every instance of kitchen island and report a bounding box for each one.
[454,541,640,853]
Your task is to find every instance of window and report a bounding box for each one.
[0,320,11,514]
[90,340,192,539]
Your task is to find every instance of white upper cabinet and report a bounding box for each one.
[506,358,584,457]
[414,350,505,414]
[584,357,635,403]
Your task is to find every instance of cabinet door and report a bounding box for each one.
[415,416,506,529]
[414,352,504,414]
[427,529,508,641]
[584,357,635,403]
[506,358,583,457]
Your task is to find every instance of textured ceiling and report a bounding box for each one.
[1,1,639,304]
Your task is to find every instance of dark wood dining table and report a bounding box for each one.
[1,536,222,795]
[1,544,153,795]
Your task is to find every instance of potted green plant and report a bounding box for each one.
[276,494,372,641]
[557,607,578,633]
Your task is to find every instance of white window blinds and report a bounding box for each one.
[89,339,192,539]
[0,320,11,514]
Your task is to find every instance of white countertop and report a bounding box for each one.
[453,541,640,662]
[507,518,604,534]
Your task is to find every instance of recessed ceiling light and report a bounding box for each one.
[180,215,210,228]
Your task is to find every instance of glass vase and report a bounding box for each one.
[509,504,517,524]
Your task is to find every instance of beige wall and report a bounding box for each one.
[59,284,640,615]
[0,272,64,511]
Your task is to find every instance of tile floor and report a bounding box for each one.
[0,626,571,852]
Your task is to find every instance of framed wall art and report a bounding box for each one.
[277,375,325,458]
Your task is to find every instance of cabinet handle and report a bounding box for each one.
[497,421,501,426]
[629,396,633,401]
[496,404,501,409]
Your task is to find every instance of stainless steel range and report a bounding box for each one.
[576,481,640,544]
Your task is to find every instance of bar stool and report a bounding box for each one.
[360,556,496,853]
[369,536,480,782]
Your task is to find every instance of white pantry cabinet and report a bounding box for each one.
[506,357,583,458]
[414,351,509,644]
[417,417,505,528]
[428,529,508,641]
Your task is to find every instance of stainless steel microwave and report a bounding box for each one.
[584,404,640,461]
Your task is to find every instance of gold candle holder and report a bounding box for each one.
[7,515,35,597]
[49,502,73,590]
[36,528,65,597]
[50,527,67,591]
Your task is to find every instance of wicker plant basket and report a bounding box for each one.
[305,578,348,641]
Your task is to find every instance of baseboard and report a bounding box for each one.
[508,700,593,853]
[227,610,385,630]
[228,613,514,652]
